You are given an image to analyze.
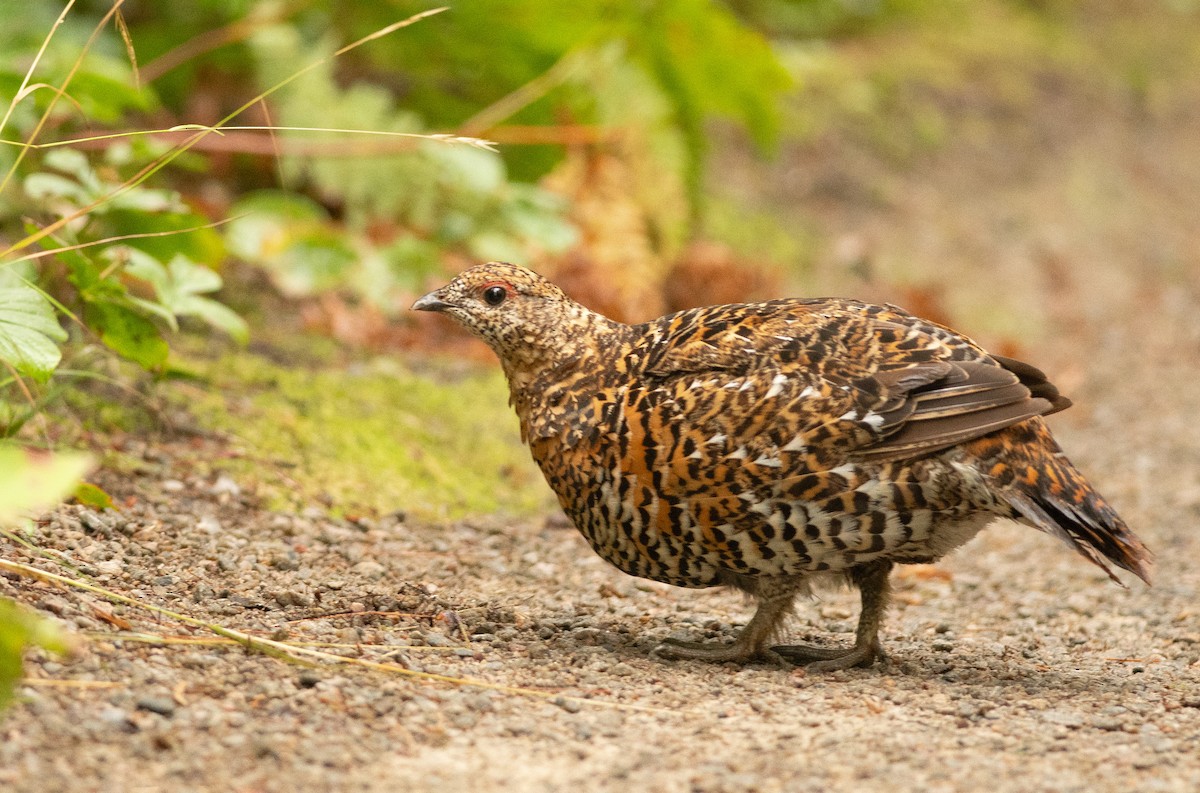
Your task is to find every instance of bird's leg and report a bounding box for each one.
[772,560,893,671]
[652,587,796,665]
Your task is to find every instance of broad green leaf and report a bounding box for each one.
[0,446,92,524]
[173,295,249,345]
[102,209,225,265]
[427,144,506,194]
[73,482,116,511]
[22,173,89,204]
[114,249,247,343]
[118,246,170,292]
[83,302,169,370]
[126,296,181,332]
[166,254,223,297]
[43,148,92,181]
[0,285,68,382]
[1,597,71,711]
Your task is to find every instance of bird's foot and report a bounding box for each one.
[771,640,886,672]
[651,636,787,666]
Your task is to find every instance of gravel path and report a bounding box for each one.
[2,294,1199,792]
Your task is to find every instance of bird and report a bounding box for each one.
[412,262,1151,671]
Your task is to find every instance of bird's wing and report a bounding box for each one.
[630,300,1059,472]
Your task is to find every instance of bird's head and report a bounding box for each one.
[413,263,607,376]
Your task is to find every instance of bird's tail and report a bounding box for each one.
[966,419,1152,586]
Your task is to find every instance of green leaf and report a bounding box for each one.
[0,597,71,711]
[0,284,68,382]
[22,172,90,204]
[166,254,223,298]
[73,482,116,511]
[174,296,250,345]
[102,209,226,265]
[0,446,92,525]
[43,148,93,180]
[115,249,248,343]
[82,302,169,370]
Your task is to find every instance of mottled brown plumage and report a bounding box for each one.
[413,263,1151,670]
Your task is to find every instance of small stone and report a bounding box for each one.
[136,696,177,716]
[180,652,220,670]
[1142,735,1175,753]
[95,559,123,575]
[298,672,322,689]
[465,694,494,713]
[350,560,386,580]
[38,596,71,616]
[553,696,582,713]
[1041,709,1084,728]
[98,706,137,732]
[420,631,453,648]
[197,515,222,533]
[162,480,185,493]
[211,475,241,498]
[80,511,114,536]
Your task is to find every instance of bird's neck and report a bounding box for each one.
[498,305,629,443]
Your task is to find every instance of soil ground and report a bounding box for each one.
[4,17,1200,793]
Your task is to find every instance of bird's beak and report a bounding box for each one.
[412,289,454,312]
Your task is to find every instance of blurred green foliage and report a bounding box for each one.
[1,1,797,376]
[0,446,88,712]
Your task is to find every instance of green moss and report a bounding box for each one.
[181,351,553,520]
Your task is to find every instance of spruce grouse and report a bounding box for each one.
[413,263,1151,670]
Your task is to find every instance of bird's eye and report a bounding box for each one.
[483,285,508,306]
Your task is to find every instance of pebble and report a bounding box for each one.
[553,696,583,713]
[98,706,137,733]
[419,631,453,648]
[1142,735,1175,753]
[272,589,313,607]
[95,559,123,575]
[198,515,222,533]
[350,560,386,580]
[80,511,114,536]
[136,696,177,717]
[1040,709,1084,728]
[180,652,221,670]
[211,475,241,498]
